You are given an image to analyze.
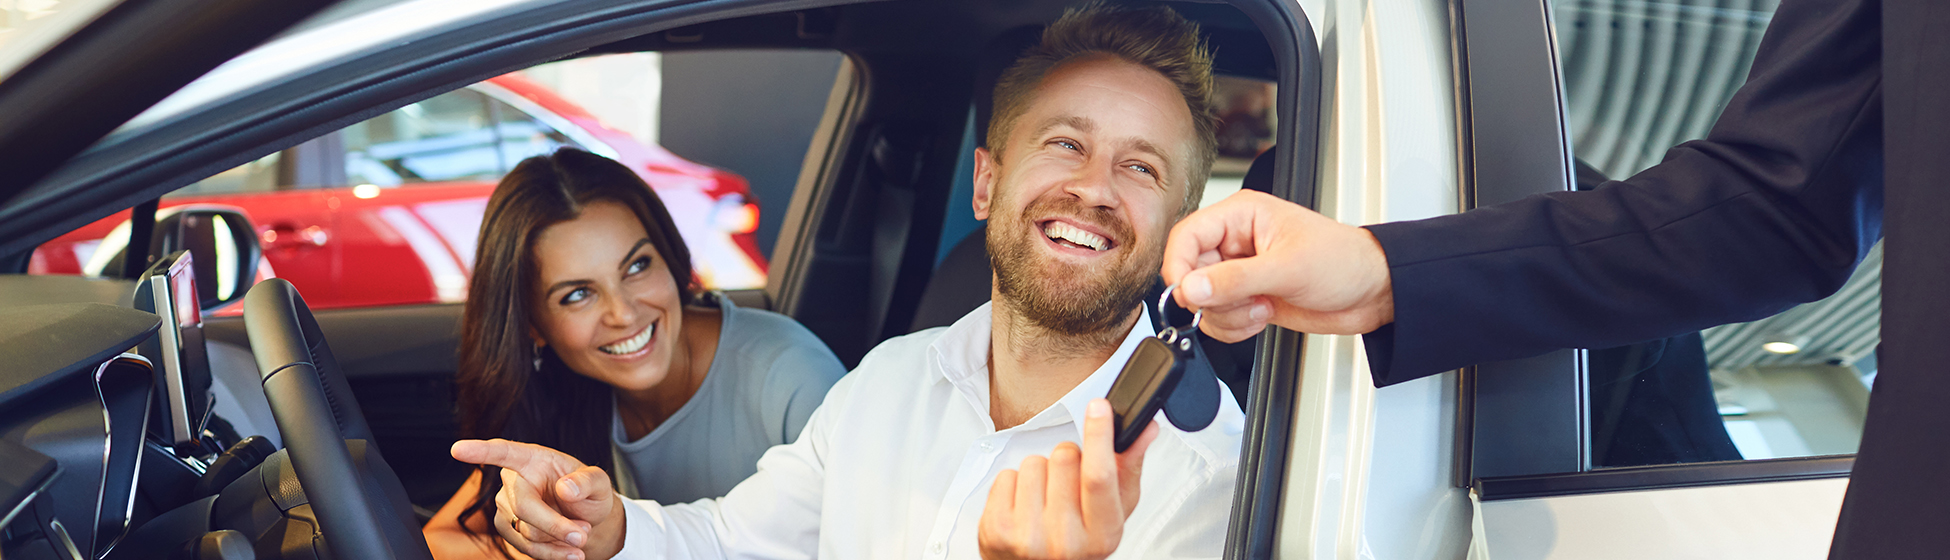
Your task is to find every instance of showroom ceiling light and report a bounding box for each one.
[1763,334,1811,355]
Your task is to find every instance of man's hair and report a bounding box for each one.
[988,2,1219,214]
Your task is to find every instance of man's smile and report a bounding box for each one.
[1036,218,1118,256]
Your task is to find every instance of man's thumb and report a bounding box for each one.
[1180,257,1280,309]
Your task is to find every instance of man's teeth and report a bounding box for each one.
[601,325,654,355]
[1042,222,1108,251]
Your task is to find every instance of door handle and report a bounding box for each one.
[262,223,328,251]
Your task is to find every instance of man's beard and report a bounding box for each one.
[989,196,1156,337]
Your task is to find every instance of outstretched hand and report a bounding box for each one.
[451,439,626,560]
[1161,189,1395,342]
[978,399,1159,560]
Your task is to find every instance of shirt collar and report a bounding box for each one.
[928,302,1156,437]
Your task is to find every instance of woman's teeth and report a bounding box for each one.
[601,325,654,355]
[1043,222,1108,251]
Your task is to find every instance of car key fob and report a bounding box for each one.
[1106,285,1202,453]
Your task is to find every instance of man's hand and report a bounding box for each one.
[1161,189,1395,342]
[451,439,627,560]
[978,399,1159,560]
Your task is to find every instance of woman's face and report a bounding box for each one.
[528,200,685,392]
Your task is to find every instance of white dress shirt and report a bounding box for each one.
[614,303,1246,559]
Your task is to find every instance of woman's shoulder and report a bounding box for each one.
[714,300,845,381]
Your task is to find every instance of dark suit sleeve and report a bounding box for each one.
[1361,0,1885,387]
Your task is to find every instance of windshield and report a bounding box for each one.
[0,0,121,82]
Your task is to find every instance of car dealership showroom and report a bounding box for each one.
[1,0,1942,558]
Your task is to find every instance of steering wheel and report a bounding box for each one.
[243,279,433,560]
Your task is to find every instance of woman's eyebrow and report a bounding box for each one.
[618,238,653,269]
[544,279,590,297]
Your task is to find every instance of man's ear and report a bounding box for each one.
[972,146,997,221]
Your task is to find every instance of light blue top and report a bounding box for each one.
[610,295,845,504]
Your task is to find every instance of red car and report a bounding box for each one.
[29,73,768,312]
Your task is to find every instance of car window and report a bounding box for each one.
[489,97,578,170]
[1199,75,1277,209]
[344,89,503,186]
[1550,0,1870,468]
[28,53,835,310]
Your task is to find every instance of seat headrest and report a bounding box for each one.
[1241,146,1278,193]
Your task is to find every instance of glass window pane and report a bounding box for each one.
[489,97,579,168]
[1551,0,1872,468]
[344,89,501,186]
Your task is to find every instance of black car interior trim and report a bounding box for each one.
[0,302,159,410]
[0,0,337,203]
[1477,455,1855,501]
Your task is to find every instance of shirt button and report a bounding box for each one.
[979,441,994,453]
[930,542,945,555]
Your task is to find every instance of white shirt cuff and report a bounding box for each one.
[616,498,666,557]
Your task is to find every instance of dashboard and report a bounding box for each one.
[0,270,258,560]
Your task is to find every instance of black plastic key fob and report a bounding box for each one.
[1108,329,1194,452]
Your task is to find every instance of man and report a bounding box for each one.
[454,5,1244,560]
[1159,0,1944,557]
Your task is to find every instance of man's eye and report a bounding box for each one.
[1052,139,1081,151]
[627,255,652,275]
[559,287,591,305]
[1127,163,1156,176]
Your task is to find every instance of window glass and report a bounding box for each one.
[1551,0,1871,468]
[489,97,578,168]
[344,89,501,186]
[30,53,829,309]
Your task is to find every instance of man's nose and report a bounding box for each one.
[1060,161,1119,208]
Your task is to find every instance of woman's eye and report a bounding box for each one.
[559,287,591,305]
[626,255,652,275]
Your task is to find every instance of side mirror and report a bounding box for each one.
[157,208,261,310]
[98,206,263,311]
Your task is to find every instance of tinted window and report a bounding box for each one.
[1552,0,1871,467]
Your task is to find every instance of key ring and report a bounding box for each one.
[1158,284,1204,349]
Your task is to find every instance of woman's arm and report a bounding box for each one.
[425,469,535,560]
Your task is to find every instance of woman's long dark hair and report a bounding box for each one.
[456,148,694,547]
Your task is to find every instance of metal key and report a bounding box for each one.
[1107,285,1202,452]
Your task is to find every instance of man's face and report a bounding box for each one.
[975,54,1198,336]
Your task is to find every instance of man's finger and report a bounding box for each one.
[1046,442,1084,521]
[1197,297,1272,343]
[1014,455,1048,522]
[493,503,585,560]
[982,469,1018,531]
[502,468,588,547]
[1078,398,1125,529]
[1116,421,1162,518]
[454,439,586,484]
[1179,257,1290,311]
[1162,191,1266,285]
[556,466,616,524]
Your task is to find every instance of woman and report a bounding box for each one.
[425,148,845,559]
